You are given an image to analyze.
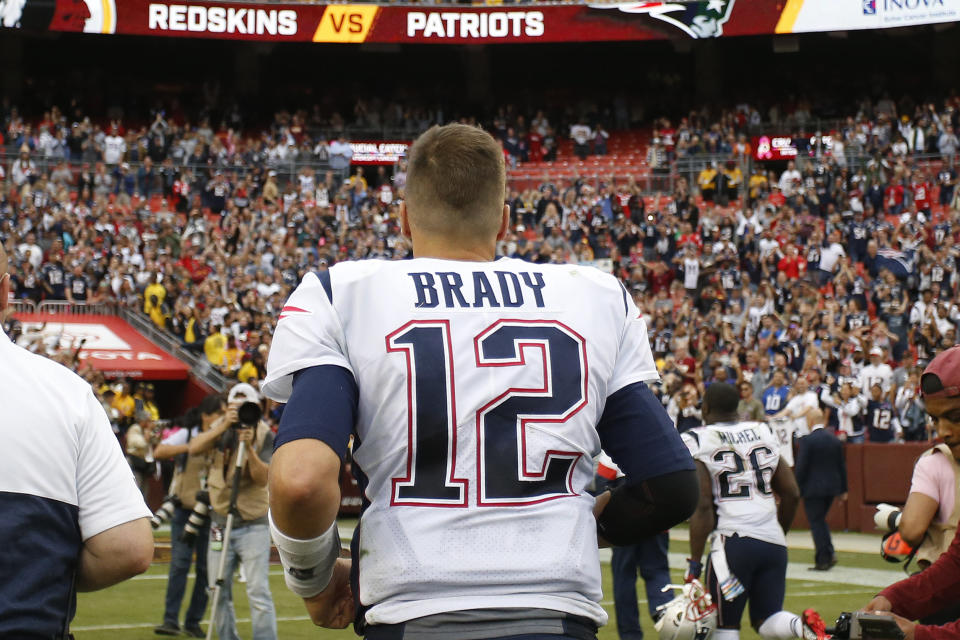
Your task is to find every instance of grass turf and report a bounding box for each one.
[71,542,892,640]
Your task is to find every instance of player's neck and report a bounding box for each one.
[411,236,498,262]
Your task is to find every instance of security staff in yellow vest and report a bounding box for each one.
[873,346,960,625]
[153,394,225,638]
[189,383,277,640]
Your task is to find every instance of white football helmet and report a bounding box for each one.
[655,580,718,640]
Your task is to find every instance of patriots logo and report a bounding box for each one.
[588,0,736,38]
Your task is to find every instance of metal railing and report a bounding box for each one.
[8,299,37,315]
[118,307,230,392]
[10,298,229,392]
[34,301,116,315]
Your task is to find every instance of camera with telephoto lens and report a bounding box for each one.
[180,490,211,544]
[151,495,181,529]
[828,612,904,640]
[234,401,262,429]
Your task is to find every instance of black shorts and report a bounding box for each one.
[706,534,787,629]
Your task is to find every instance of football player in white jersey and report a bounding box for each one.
[263,124,699,639]
[682,383,828,640]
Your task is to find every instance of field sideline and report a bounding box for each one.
[72,528,898,640]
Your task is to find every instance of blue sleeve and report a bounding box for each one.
[597,381,695,485]
[274,364,358,460]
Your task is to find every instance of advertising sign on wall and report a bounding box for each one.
[1,0,957,42]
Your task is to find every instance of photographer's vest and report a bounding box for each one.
[173,450,210,511]
[208,422,270,522]
[917,444,960,568]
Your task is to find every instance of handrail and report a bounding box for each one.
[12,298,229,392]
[118,307,230,393]
[36,301,116,315]
[8,299,37,315]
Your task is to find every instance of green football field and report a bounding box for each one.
[71,531,899,640]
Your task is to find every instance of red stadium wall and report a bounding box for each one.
[791,442,932,534]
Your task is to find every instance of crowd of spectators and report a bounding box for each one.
[2,93,960,448]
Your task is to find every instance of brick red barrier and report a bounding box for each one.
[791,441,933,533]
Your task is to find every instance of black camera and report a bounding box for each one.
[180,490,211,544]
[829,612,904,640]
[151,495,181,529]
[236,401,262,429]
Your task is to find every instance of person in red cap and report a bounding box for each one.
[863,345,960,637]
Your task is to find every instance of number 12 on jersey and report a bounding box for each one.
[385,319,588,508]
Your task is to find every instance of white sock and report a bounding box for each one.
[713,628,741,640]
[757,611,807,640]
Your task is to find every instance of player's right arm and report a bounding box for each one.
[263,273,358,628]
[771,459,801,533]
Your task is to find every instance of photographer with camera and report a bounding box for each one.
[863,346,960,637]
[189,383,277,640]
[152,394,225,638]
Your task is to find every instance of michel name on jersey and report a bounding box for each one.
[718,427,762,446]
[409,270,547,309]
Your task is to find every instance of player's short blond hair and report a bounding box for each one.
[405,124,506,241]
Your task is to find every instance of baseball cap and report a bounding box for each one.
[869,347,884,357]
[921,346,960,398]
[228,383,261,405]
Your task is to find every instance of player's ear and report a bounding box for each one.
[496,204,510,241]
[399,201,412,239]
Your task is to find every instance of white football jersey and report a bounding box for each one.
[264,257,659,627]
[681,421,786,547]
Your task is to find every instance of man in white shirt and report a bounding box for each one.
[772,375,820,465]
[570,120,593,159]
[860,346,894,397]
[103,125,127,166]
[327,135,353,177]
[0,244,153,637]
[816,230,846,285]
[910,289,935,328]
[778,161,801,198]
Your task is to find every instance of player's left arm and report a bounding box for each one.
[594,285,698,546]
[771,459,800,533]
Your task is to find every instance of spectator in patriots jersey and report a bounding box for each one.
[683,383,828,640]
[833,379,868,443]
[719,260,741,296]
[866,383,901,443]
[66,263,91,304]
[41,252,67,300]
[262,124,698,637]
[938,167,957,206]
[762,370,791,417]
[847,212,870,263]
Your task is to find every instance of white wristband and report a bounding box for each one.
[268,511,341,598]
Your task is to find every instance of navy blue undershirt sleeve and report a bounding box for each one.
[274,365,358,459]
[597,381,695,484]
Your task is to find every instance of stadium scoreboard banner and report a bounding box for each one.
[3,0,957,42]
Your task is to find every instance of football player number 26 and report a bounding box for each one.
[386,319,587,508]
[714,446,776,499]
